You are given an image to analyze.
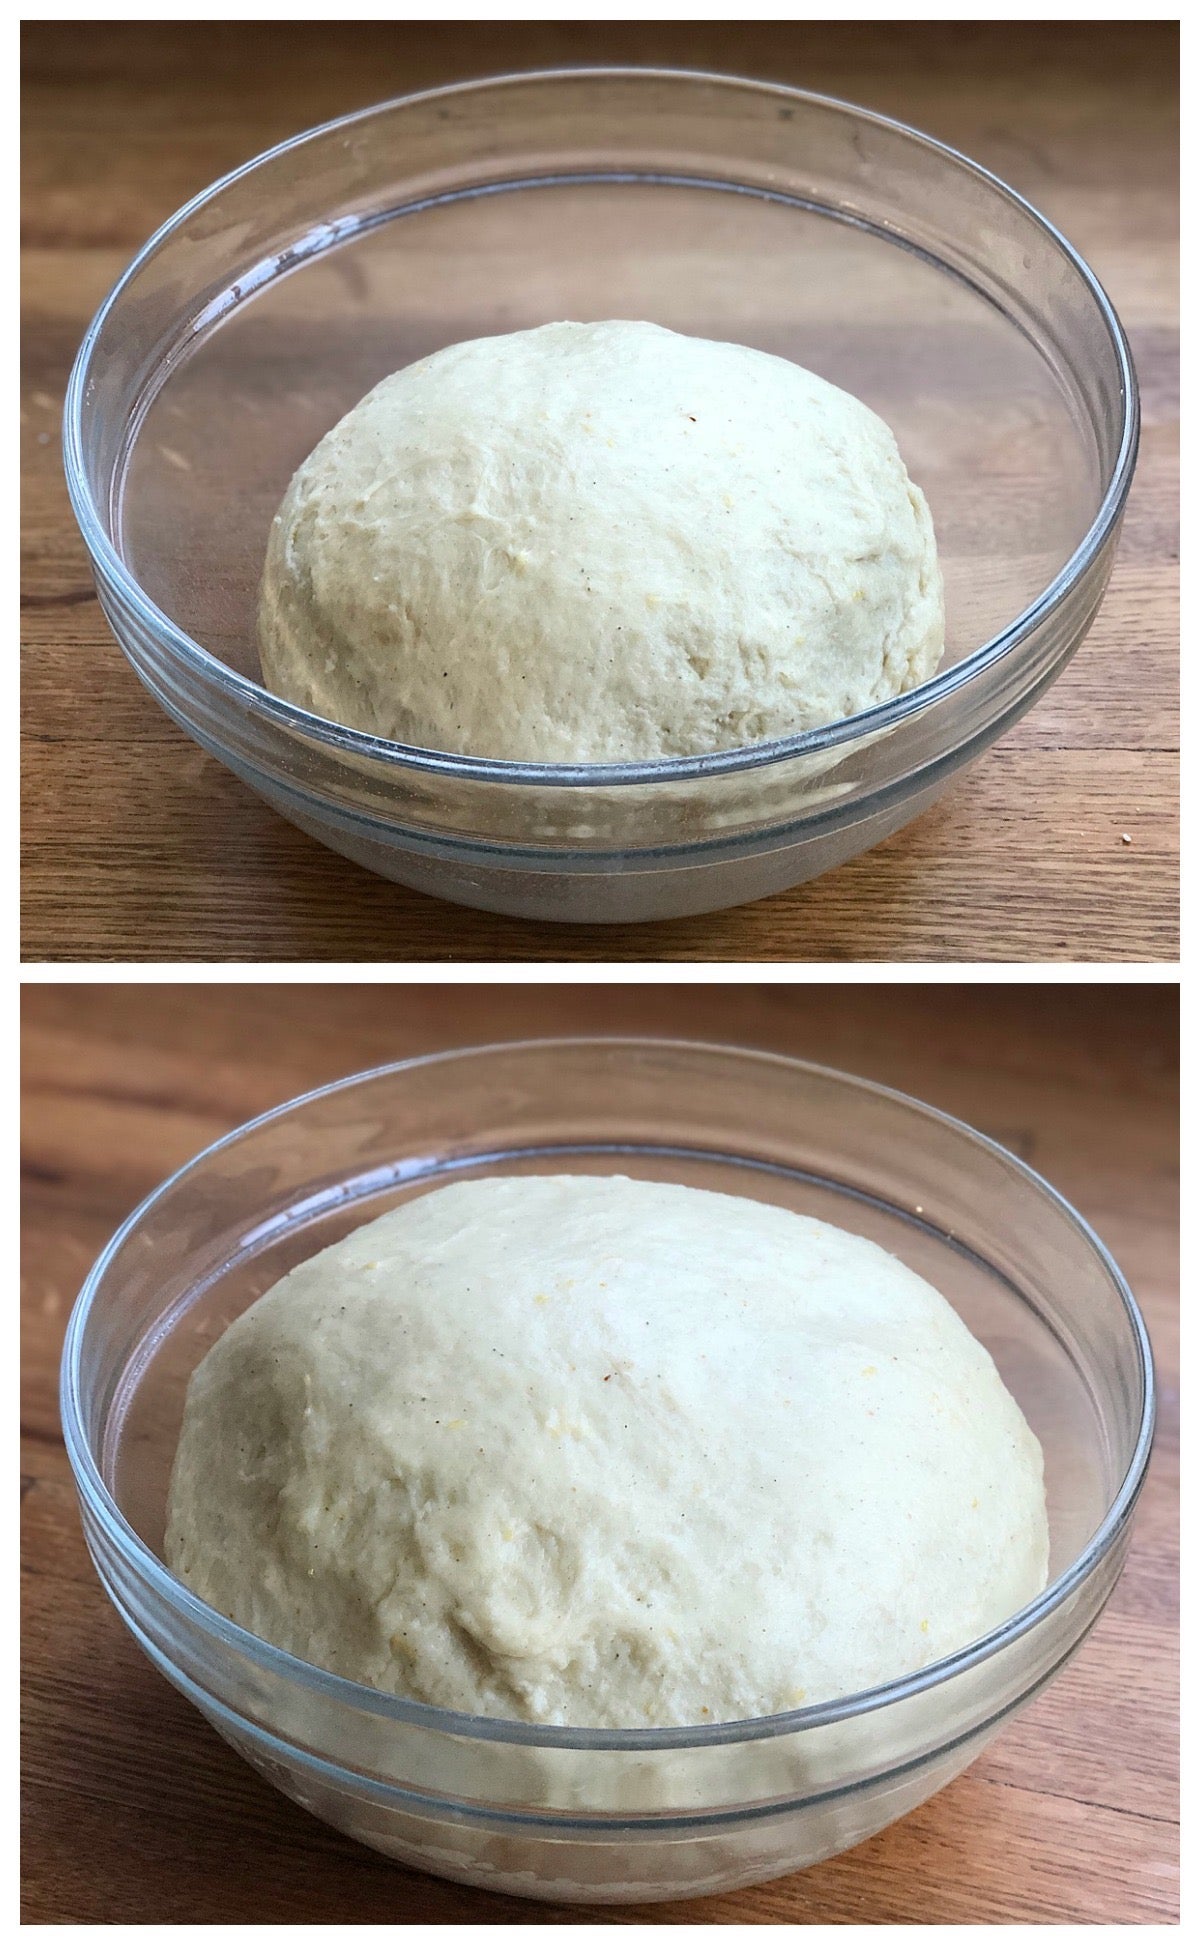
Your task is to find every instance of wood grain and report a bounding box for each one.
[20,20,1178,963]
[21,983,1179,1923]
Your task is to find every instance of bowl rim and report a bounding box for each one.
[62,65,1139,791]
[60,1035,1156,1754]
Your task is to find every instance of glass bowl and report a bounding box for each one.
[63,68,1137,924]
[61,1039,1153,1904]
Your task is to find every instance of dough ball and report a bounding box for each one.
[165,1175,1047,1729]
[258,321,943,761]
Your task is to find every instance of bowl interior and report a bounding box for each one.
[114,145,1105,710]
[91,1044,1131,1622]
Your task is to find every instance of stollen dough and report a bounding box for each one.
[165,1174,1047,1729]
[257,321,944,761]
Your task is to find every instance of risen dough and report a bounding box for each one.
[165,1175,1047,1729]
[258,321,943,761]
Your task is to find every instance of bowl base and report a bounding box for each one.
[269,784,945,923]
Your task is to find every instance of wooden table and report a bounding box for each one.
[21,21,1178,963]
[21,983,1178,1923]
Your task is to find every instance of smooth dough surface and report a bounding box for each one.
[165,1175,1047,1729]
[258,321,944,761]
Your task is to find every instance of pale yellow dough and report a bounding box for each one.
[257,321,944,761]
[165,1175,1047,1729]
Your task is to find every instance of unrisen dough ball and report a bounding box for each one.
[165,1176,1046,1729]
[258,321,943,761]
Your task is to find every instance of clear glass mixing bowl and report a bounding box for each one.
[63,68,1137,923]
[61,1040,1154,1903]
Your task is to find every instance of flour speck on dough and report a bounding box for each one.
[165,1175,1046,1730]
[258,322,944,761]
